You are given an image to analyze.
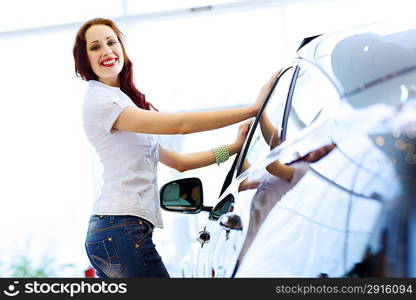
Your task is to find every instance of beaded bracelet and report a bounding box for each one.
[211,145,230,166]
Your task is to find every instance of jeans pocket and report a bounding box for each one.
[124,222,152,248]
[85,237,122,278]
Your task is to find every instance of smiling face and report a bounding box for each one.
[85,24,124,87]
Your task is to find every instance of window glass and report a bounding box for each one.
[284,62,341,140]
[241,68,294,172]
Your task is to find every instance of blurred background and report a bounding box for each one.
[0,0,414,277]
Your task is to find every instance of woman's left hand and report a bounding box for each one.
[231,120,252,154]
[252,69,283,115]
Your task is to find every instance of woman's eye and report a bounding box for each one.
[108,40,117,46]
[89,46,99,51]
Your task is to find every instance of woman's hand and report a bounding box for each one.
[228,120,252,155]
[238,178,261,192]
[251,69,283,116]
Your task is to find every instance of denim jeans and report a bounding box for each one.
[85,215,170,278]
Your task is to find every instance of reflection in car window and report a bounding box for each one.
[243,68,294,170]
[284,63,340,140]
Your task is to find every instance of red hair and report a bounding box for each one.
[73,18,155,111]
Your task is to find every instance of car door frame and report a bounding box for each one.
[222,65,300,189]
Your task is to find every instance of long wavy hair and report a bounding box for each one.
[73,18,155,111]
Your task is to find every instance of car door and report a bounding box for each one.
[209,66,297,277]
[234,58,397,277]
[183,66,292,276]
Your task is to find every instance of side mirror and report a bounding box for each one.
[160,177,212,214]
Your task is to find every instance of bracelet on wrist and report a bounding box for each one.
[211,145,230,166]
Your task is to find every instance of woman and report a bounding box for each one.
[73,18,280,278]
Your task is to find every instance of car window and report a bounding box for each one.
[236,68,295,175]
[283,62,341,141]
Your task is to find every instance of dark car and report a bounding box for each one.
[160,21,416,277]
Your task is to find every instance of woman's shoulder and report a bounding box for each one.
[87,80,119,95]
[84,80,120,103]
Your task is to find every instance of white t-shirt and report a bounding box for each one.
[82,80,163,228]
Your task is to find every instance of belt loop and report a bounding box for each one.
[109,216,115,224]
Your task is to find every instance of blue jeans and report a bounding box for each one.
[85,215,170,278]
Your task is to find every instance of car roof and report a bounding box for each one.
[296,21,416,99]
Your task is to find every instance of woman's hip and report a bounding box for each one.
[85,215,168,278]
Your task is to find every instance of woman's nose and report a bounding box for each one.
[102,44,113,55]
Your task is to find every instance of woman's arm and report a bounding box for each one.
[238,144,337,191]
[259,112,281,149]
[114,106,254,135]
[265,161,294,182]
[238,160,294,192]
[159,147,221,173]
[113,70,281,135]
[159,121,251,172]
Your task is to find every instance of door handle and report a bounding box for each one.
[219,212,243,231]
[197,230,211,246]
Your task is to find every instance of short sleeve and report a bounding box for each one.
[84,87,132,134]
